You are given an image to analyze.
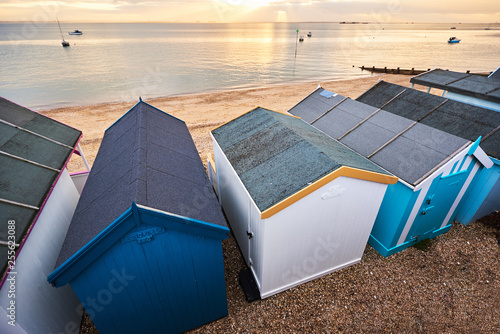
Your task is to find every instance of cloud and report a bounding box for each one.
[0,0,498,22]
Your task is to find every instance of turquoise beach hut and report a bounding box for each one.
[48,99,230,334]
[289,86,493,256]
[357,81,500,226]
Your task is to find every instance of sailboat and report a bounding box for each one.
[57,19,70,47]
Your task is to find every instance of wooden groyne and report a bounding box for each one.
[358,66,490,76]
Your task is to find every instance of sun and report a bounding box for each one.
[218,0,276,7]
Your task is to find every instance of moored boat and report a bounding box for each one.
[57,19,70,47]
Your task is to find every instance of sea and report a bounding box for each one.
[0,22,499,110]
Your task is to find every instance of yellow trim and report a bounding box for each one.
[210,107,301,132]
[260,166,398,219]
[207,153,216,174]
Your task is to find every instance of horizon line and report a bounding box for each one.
[0,20,497,24]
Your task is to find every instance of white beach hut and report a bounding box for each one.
[0,97,89,333]
[209,107,397,298]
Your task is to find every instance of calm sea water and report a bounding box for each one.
[0,22,499,110]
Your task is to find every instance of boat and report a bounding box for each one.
[448,37,460,43]
[69,30,82,35]
[57,19,70,47]
[451,27,456,29]
[307,32,312,37]
[299,35,304,42]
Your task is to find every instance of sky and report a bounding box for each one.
[0,0,498,23]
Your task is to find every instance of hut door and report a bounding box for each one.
[246,201,254,267]
[411,172,466,241]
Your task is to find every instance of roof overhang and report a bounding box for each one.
[260,166,398,219]
[47,203,229,288]
[469,136,494,169]
[211,106,301,133]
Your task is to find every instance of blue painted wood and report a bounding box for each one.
[48,208,137,287]
[110,240,153,331]
[102,250,147,332]
[48,204,229,287]
[137,205,230,240]
[53,204,229,334]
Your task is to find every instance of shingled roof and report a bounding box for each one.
[288,90,470,186]
[55,100,226,268]
[410,69,500,104]
[356,81,500,160]
[212,107,394,212]
[0,97,81,275]
[287,87,347,123]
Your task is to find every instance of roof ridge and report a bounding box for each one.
[224,109,335,178]
[106,99,185,133]
[132,103,148,205]
[139,99,186,124]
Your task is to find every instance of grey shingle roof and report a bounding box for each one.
[287,87,347,123]
[356,81,500,160]
[0,97,81,275]
[55,100,226,268]
[289,88,470,185]
[410,69,500,104]
[212,107,392,212]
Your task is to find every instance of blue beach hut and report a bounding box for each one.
[289,86,493,257]
[48,99,230,334]
[357,81,500,226]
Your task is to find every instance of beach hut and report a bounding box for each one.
[209,107,397,298]
[48,99,230,334]
[0,97,88,333]
[288,86,493,257]
[357,80,500,226]
[410,68,500,112]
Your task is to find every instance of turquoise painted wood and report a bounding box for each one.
[369,156,479,257]
[49,205,229,334]
[408,170,467,241]
[455,160,500,225]
[369,182,420,257]
[369,182,415,246]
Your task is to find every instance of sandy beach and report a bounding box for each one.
[40,74,499,333]
[42,74,418,174]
